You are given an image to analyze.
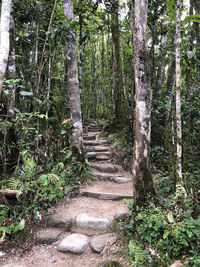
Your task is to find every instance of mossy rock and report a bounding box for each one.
[96,260,122,267]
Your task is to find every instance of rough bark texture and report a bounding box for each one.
[175,0,182,183]
[7,13,16,114]
[132,0,156,206]
[64,0,84,159]
[193,0,200,75]
[111,0,121,125]
[0,0,12,97]
[101,30,105,116]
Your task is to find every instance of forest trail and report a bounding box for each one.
[0,122,132,267]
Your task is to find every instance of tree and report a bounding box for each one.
[175,0,182,184]
[110,0,121,125]
[132,0,156,206]
[0,0,12,97]
[64,0,84,160]
[7,13,16,115]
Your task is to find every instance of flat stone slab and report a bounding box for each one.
[82,181,133,200]
[90,235,107,253]
[112,177,132,183]
[94,146,110,152]
[84,140,109,146]
[36,228,62,244]
[47,214,72,230]
[89,163,118,173]
[83,135,97,141]
[76,214,110,230]
[96,155,112,160]
[58,234,88,254]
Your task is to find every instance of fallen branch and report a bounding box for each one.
[0,189,21,197]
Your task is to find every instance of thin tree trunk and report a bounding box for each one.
[0,0,12,97]
[101,30,105,116]
[132,0,156,206]
[193,0,200,75]
[64,0,84,160]
[7,13,15,115]
[175,0,182,183]
[35,0,57,109]
[111,0,121,124]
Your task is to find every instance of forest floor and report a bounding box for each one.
[0,122,133,267]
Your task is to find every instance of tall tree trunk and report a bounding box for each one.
[175,0,182,183]
[101,30,105,116]
[64,0,84,160]
[111,0,120,125]
[78,0,83,95]
[193,0,200,75]
[132,0,156,206]
[7,13,15,115]
[0,0,12,97]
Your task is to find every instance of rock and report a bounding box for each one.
[36,228,62,244]
[90,236,107,253]
[58,234,88,254]
[76,214,110,230]
[112,177,132,184]
[47,214,72,230]
[89,163,118,173]
[95,146,110,152]
[169,260,183,267]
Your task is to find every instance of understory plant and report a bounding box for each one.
[125,204,200,266]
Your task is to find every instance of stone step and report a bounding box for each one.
[82,181,133,200]
[83,134,97,141]
[92,171,132,183]
[89,163,118,173]
[84,140,109,146]
[36,228,62,245]
[76,213,110,230]
[86,151,112,159]
[86,145,111,153]
[95,154,112,160]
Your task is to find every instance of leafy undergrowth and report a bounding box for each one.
[0,155,92,245]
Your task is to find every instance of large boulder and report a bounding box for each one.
[58,234,88,254]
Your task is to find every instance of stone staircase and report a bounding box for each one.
[1,122,133,267]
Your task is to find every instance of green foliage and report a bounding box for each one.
[128,240,150,266]
[125,204,200,266]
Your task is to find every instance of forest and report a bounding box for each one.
[0,0,200,266]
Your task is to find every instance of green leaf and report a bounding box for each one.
[186,231,193,238]
[163,230,170,239]
[184,15,200,23]
[61,129,67,135]
[64,151,72,160]
[167,211,175,224]
[38,175,48,185]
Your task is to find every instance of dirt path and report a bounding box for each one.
[0,123,132,267]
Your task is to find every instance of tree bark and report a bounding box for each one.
[111,0,121,125]
[64,0,84,160]
[101,30,105,116]
[0,0,12,97]
[193,0,200,75]
[175,0,182,183]
[7,13,16,115]
[132,0,156,206]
